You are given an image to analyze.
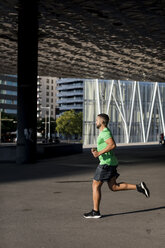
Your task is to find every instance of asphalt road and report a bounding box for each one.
[0,144,165,248]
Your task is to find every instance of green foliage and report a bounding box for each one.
[56,110,83,136]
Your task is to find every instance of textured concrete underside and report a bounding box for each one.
[0,0,165,81]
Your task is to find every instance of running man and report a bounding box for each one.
[84,113,150,219]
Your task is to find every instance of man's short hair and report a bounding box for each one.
[97,113,109,126]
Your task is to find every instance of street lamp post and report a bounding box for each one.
[41,106,50,141]
[45,113,47,140]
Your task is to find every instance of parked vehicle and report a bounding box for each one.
[159,133,164,145]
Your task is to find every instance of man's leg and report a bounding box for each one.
[108,177,136,191]
[93,180,103,211]
[108,177,150,197]
[83,180,103,218]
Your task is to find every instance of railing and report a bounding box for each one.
[57,83,83,90]
[57,91,83,97]
[59,105,83,110]
[57,98,83,104]
[57,78,83,84]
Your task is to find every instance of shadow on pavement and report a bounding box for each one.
[0,146,164,184]
[102,206,165,218]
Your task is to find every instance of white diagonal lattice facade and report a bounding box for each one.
[83,80,165,145]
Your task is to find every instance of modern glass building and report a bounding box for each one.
[83,79,165,145]
[0,75,17,115]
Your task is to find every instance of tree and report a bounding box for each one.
[56,110,83,138]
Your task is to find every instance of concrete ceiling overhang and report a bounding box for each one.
[0,0,165,82]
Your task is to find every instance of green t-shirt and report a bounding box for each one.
[97,127,118,166]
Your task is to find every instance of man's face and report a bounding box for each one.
[96,116,103,129]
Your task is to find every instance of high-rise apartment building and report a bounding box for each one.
[56,78,83,115]
[0,75,17,115]
[0,75,58,120]
[37,76,58,120]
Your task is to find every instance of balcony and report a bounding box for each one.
[37,88,42,93]
[57,78,83,84]
[56,83,83,90]
[57,98,83,104]
[57,91,83,97]
[59,104,83,110]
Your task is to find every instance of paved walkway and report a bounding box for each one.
[0,144,165,248]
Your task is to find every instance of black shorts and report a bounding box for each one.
[94,164,120,182]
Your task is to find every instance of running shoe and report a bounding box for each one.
[83,209,101,219]
[137,182,150,198]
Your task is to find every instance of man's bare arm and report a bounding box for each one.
[92,138,116,158]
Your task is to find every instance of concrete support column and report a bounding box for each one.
[0,111,1,143]
[16,0,38,164]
